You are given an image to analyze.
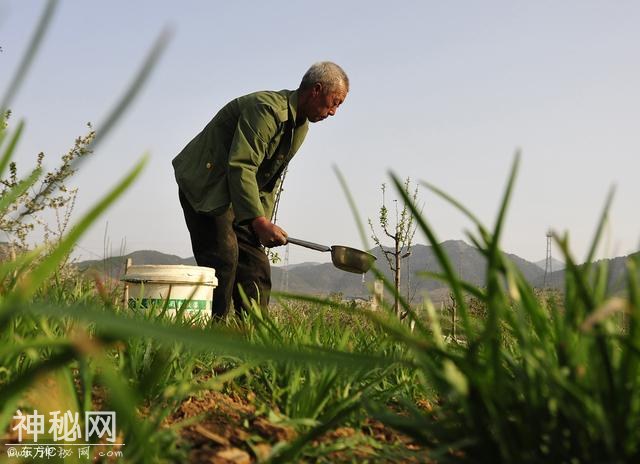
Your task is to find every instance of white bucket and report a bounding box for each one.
[121,265,217,322]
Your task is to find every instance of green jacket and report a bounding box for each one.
[172,89,309,224]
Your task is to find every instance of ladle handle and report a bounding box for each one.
[287,237,331,253]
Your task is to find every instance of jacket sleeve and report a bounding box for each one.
[227,103,278,224]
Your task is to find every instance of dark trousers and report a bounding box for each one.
[178,189,271,318]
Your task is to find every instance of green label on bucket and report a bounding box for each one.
[129,298,209,312]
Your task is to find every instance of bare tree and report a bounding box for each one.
[368,178,420,317]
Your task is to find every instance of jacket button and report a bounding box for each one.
[206,162,212,169]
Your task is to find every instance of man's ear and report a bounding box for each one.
[312,82,323,97]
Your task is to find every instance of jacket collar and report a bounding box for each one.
[287,89,306,126]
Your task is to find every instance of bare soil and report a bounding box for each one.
[168,390,433,463]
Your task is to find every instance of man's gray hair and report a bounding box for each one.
[300,61,349,93]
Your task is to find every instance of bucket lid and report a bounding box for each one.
[121,265,217,285]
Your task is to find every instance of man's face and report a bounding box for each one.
[305,84,347,123]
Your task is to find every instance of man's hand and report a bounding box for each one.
[251,216,288,247]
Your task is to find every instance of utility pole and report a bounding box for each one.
[543,232,553,288]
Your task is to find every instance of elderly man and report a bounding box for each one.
[173,62,348,318]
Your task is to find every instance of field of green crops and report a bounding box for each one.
[3,4,640,463]
[3,139,640,463]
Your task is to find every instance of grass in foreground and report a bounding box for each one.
[2,3,639,462]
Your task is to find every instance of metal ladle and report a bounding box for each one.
[287,237,376,274]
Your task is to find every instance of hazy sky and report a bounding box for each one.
[1,1,639,265]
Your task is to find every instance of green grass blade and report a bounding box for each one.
[585,187,615,266]
[2,28,173,237]
[489,151,520,259]
[593,260,610,304]
[333,166,430,331]
[0,248,43,321]
[333,166,372,251]
[0,338,73,358]
[389,171,472,334]
[274,291,458,364]
[0,120,25,178]
[0,0,57,112]
[483,153,520,360]
[554,233,595,316]
[90,354,150,462]
[27,302,393,371]
[0,167,41,215]
[368,264,431,334]
[268,402,359,464]
[417,271,486,300]
[420,178,491,246]
[0,348,76,415]
[616,260,640,448]
[14,156,147,299]
[0,396,22,446]
[89,29,172,150]
[269,372,389,463]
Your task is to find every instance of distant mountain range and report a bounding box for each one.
[73,241,638,304]
[269,240,546,300]
[540,252,639,294]
[77,249,196,275]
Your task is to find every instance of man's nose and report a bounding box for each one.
[328,108,337,116]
